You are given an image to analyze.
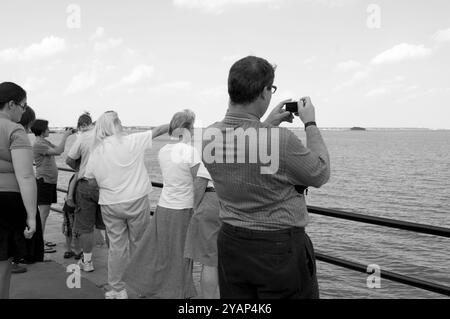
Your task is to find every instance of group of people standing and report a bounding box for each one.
[0,55,330,299]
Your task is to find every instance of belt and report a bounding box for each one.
[205,187,215,192]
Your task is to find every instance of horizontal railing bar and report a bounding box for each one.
[315,252,450,296]
[49,198,450,297]
[57,187,67,193]
[50,207,64,214]
[56,166,450,238]
[56,167,76,173]
[307,206,450,238]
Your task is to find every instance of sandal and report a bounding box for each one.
[45,241,56,247]
[64,251,75,259]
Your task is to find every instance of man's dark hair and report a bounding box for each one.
[228,56,275,105]
[0,82,27,110]
[18,106,36,129]
[77,112,92,129]
[31,119,49,136]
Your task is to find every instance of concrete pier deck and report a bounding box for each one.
[10,211,202,299]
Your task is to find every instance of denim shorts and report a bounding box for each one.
[62,202,75,237]
[72,180,105,235]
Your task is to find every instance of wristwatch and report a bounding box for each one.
[304,121,317,129]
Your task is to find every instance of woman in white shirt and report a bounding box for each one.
[85,111,169,299]
[124,109,200,299]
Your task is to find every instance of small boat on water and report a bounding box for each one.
[350,127,366,131]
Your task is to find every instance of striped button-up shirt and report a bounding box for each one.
[202,109,330,231]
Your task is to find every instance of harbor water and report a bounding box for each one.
[41,129,450,298]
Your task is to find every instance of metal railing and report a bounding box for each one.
[53,167,450,297]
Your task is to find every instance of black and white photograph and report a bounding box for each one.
[0,0,449,303]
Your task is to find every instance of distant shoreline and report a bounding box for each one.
[49,127,449,132]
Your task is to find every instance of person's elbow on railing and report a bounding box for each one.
[151,124,170,139]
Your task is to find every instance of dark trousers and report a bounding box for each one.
[13,207,44,264]
[217,223,319,299]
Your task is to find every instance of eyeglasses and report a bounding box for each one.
[15,102,28,111]
[270,85,277,94]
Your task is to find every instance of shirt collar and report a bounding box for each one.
[223,108,261,125]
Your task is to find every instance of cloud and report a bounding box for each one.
[90,27,105,41]
[335,60,361,72]
[121,65,154,85]
[365,87,388,97]
[173,0,280,13]
[157,81,191,91]
[105,65,154,91]
[371,43,433,65]
[94,38,123,52]
[23,77,47,92]
[64,71,97,95]
[432,27,450,43]
[0,36,66,63]
[395,87,450,104]
[334,68,370,91]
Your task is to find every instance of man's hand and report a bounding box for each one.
[263,99,294,126]
[297,96,316,124]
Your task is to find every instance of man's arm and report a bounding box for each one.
[285,97,330,188]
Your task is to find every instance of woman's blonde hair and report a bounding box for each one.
[169,109,196,137]
[93,111,123,149]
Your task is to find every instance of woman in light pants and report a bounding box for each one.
[100,197,150,296]
[85,111,169,299]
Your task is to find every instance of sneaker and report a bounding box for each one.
[105,289,128,299]
[77,258,94,272]
[11,263,27,274]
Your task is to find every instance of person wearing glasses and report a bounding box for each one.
[201,56,330,298]
[30,119,74,254]
[0,82,36,298]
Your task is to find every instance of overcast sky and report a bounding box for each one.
[1,0,449,129]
